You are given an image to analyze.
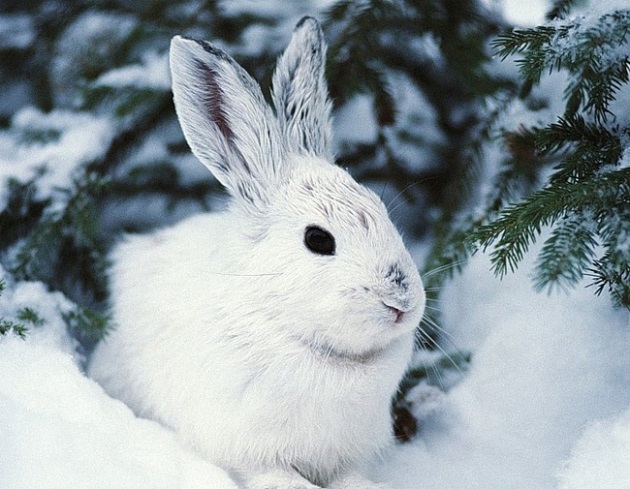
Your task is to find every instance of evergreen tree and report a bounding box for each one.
[428,3,630,309]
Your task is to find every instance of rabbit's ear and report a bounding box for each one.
[170,36,284,209]
[272,17,333,161]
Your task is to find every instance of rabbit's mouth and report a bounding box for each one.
[300,338,386,365]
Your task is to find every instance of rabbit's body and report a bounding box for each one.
[93,208,413,482]
[90,17,425,489]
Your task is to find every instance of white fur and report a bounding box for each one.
[89,17,425,489]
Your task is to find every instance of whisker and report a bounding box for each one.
[421,314,458,346]
[415,329,448,387]
[324,343,334,362]
[385,180,423,214]
[419,316,467,372]
[380,181,389,201]
[418,330,465,380]
[205,272,283,277]
[420,330,447,385]
[422,260,467,279]
[423,286,447,292]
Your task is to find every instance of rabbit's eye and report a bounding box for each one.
[304,226,335,256]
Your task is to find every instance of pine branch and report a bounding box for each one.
[11,172,109,303]
[452,7,630,307]
[590,203,630,307]
[469,168,630,278]
[17,307,45,327]
[324,0,509,227]
[0,281,28,338]
[63,306,110,347]
[537,115,622,183]
[533,213,598,292]
[494,10,630,124]
[492,25,559,61]
[546,0,579,20]
[0,318,27,338]
[588,259,630,308]
[536,115,618,154]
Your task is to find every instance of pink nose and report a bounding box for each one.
[387,306,405,324]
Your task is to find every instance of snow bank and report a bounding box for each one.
[0,14,35,50]
[377,251,630,489]
[558,407,630,489]
[95,52,171,90]
[0,337,237,489]
[0,271,236,489]
[0,107,115,210]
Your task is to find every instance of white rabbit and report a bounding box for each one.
[89,16,425,489]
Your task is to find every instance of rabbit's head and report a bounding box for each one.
[170,17,425,359]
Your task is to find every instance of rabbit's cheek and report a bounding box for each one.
[311,318,385,356]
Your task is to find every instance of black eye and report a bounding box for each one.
[304,226,335,256]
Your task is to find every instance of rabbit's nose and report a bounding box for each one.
[381,296,412,324]
[385,305,405,324]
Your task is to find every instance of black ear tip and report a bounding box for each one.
[295,16,319,30]
[174,34,197,42]
[170,35,232,65]
[171,35,207,49]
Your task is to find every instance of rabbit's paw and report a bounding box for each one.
[329,473,390,489]
[245,469,322,489]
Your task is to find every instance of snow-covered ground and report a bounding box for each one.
[0,270,239,489]
[380,251,630,489]
[2,1,630,487]
[2,251,629,488]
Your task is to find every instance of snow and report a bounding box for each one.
[377,250,630,489]
[51,11,138,107]
[334,94,378,147]
[480,0,547,26]
[569,0,630,21]
[0,14,35,50]
[0,107,115,211]
[0,267,238,489]
[221,0,336,19]
[558,407,630,488]
[95,52,171,90]
[0,337,239,489]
